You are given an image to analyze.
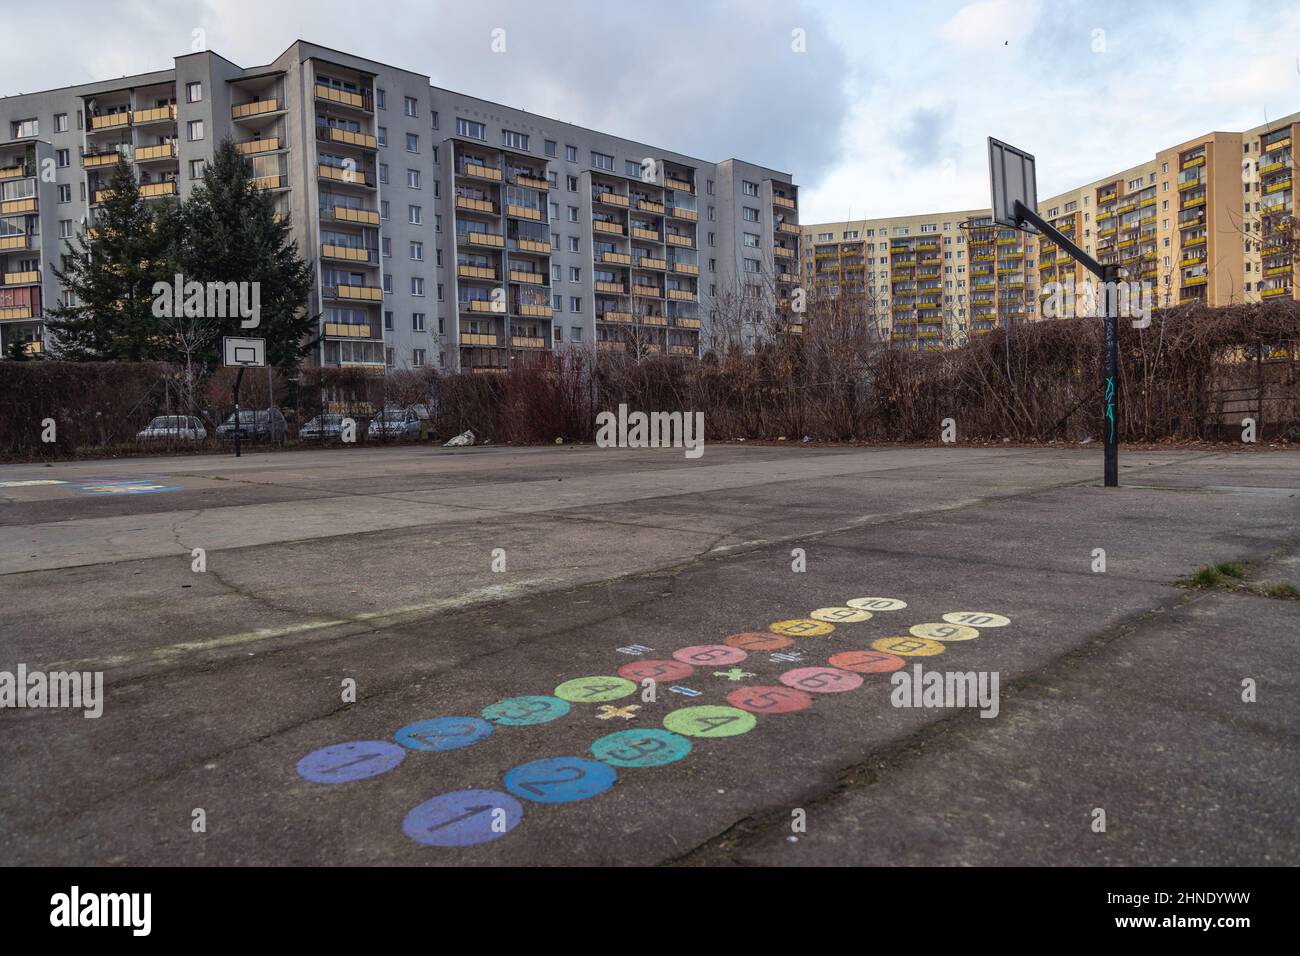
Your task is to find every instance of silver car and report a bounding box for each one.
[366,407,423,441]
[300,414,350,441]
[137,415,207,442]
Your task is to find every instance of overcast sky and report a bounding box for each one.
[4,0,1299,222]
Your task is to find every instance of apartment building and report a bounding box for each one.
[0,40,799,367]
[802,110,1300,348]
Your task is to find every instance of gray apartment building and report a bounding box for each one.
[0,39,800,370]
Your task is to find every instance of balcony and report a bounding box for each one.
[672,261,700,276]
[324,284,383,303]
[595,191,629,207]
[514,237,551,254]
[0,197,37,215]
[631,227,660,242]
[318,164,374,187]
[595,281,627,294]
[458,264,498,281]
[664,177,693,193]
[461,231,505,248]
[632,284,663,298]
[772,195,796,210]
[597,340,626,352]
[1,269,40,286]
[461,333,499,347]
[669,344,695,355]
[674,317,702,330]
[778,271,799,283]
[88,112,131,131]
[512,336,547,349]
[637,199,665,214]
[0,305,34,321]
[133,104,177,125]
[638,314,667,326]
[509,269,545,285]
[232,99,282,120]
[777,223,801,235]
[456,195,497,215]
[136,142,179,162]
[322,322,378,338]
[514,302,553,318]
[598,311,634,323]
[636,256,667,270]
[81,150,123,169]
[320,243,375,264]
[666,289,695,301]
[668,205,698,222]
[593,220,625,236]
[511,172,549,190]
[313,84,372,112]
[318,126,377,150]
[506,203,543,221]
[325,205,380,226]
[0,163,30,180]
[600,251,632,266]
[665,234,694,248]
[225,137,279,159]
[460,299,500,314]
[253,174,285,191]
[459,160,502,182]
[139,181,178,199]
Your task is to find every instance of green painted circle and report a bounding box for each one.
[553,675,638,703]
[663,705,757,739]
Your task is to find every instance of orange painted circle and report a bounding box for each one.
[828,650,907,674]
[724,631,795,651]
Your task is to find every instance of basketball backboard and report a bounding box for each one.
[223,336,266,368]
[988,137,1038,229]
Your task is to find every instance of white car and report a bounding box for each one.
[137,415,207,442]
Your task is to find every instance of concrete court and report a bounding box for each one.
[0,443,1296,865]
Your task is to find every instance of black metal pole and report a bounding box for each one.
[233,366,246,459]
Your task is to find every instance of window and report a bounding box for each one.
[386,348,395,367]
[743,258,760,273]
[412,312,426,331]
[379,163,389,184]
[571,326,582,341]
[570,296,582,312]
[591,151,614,171]
[742,180,759,196]
[405,133,418,153]
[502,129,529,151]
[545,140,557,158]
[376,89,386,110]
[456,118,485,140]
[380,200,390,219]
[551,264,561,282]
[553,293,563,311]
[55,149,69,168]
[412,349,425,367]
[411,277,425,296]
[404,96,418,117]
[377,127,387,147]
[548,201,559,220]
[431,110,439,130]
[743,232,760,248]
[187,120,204,141]
[383,274,393,294]
[57,184,71,203]
[186,81,202,103]
[566,175,578,191]
[11,118,38,138]
[407,168,421,188]
[569,236,580,252]
[565,145,578,162]
[742,206,759,222]
[410,241,424,260]
[189,159,205,179]
[554,326,563,342]
[626,159,642,177]
[59,220,72,238]
[384,311,395,331]
[567,206,579,222]
[53,113,68,133]
[569,266,581,282]
[408,204,422,224]
[432,145,439,164]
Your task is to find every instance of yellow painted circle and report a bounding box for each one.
[942,612,1011,628]
[768,619,835,638]
[809,607,873,624]
[910,623,980,642]
[845,597,907,612]
[871,635,946,657]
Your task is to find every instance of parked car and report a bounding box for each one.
[137,415,207,442]
[215,408,288,444]
[366,406,423,441]
[300,414,350,442]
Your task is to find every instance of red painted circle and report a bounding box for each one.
[829,650,907,674]
[672,645,748,666]
[778,666,864,694]
[724,631,795,651]
[617,659,695,683]
[726,685,814,714]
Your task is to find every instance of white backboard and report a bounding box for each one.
[988,137,1038,229]
[223,336,266,368]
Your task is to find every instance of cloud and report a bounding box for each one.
[940,0,1043,53]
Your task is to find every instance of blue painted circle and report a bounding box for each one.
[482,695,571,726]
[394,716,494,752]
[504,756,618,804]
[403,789,523,847]
[591,729,693,768]
[296,740,405,783]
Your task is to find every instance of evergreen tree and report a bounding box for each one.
[179,140,317,370]
[46,159,179,360]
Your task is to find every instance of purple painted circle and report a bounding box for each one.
[403,789,524,847]
[296,740,405,783]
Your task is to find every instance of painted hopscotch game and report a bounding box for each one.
[294,597,1012,849]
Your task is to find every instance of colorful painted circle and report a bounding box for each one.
[504,757,618,804]
[942,611,1011,628]
[726,685,814,714]
[809,606,874,624]
[482,695,571,726]
[828,649,907,674]
[296,741,405,784]
[403,789,523,847]
[671,645,749,666]
[553,676,638,703]
[768,619,836,638]
[663,705,758,738]
[591,729,693,768]
[723,631,795,651]
[910,622,980,642]
[845,597,908,611]
[871,635,946,657]
[778,666,864,694]
[394,716,494,752]
[617,659,696,683]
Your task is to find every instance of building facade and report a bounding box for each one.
[0,40,799,366]
[801,111,1300,349]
